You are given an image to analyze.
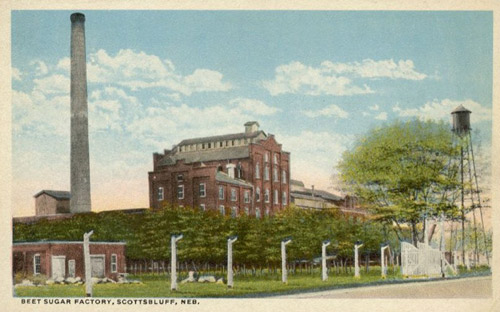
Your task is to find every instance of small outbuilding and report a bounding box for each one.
[34,190,71,216]
[13,241,126,281]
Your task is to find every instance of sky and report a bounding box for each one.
[11,10,493,216]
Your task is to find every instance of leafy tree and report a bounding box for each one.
[338,119,461,246]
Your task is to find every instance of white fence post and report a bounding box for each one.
[227,236,237,288]
[322,240,331,281]
[354,242,363,278]
[170,234,183,291]
[381,244,389,278]
[281,238,292,284]
[83,230,94,297]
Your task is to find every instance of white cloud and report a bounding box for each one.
[303,104,349,119]
[12,67,22,81]
[369,104,379,111]
[263,59,426,96]
[86,49,232,96]
[263,61,373,96]
[126,98,279,150]
[12,89,70,137]
[393,99,491,124]
[31,60,49,76]
[279,131,353,190]
[229,98,280,115]
[374,112,388,120]
[321,59,427,80]
[33,74,70,94]
[56,57,70,72]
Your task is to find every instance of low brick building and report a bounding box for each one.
[149,121,290,217]
[12,241,126,280]
[34,190,71,216]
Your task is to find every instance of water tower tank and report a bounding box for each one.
[451,105,471,134]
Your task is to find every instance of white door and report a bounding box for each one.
[90,255,105,278]
[51,256,66,279]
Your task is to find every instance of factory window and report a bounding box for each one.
[282,170,287,184]
[256,187,261,202]
[33,254,41,275]
[274,153,278,164]
[202,143,205,149]
[219,141,223,148]
[265,189,270,203]
[219,186,224,200]
[273,167,279,182]
[255,208,261,219]
[219,205,225,216]
[208,143,211,148]
[199,183,206,198]
[111,254,117,273]
[274,189,279,204]
[264,152,269,163]
[232,140,235,146]
[177,185,184,199]
[282,191,287,205]
[264,166,270,181]
[231,188,237,202]
[200,204,206,211]
[68,260,75,278]
[231,207,238,218]
[255,162,260,179]
[158,187,164,201]
[177,174,183,182]
[244,190,250,203]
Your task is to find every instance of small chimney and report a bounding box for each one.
[226,163,236,179]
[244,121,260,134]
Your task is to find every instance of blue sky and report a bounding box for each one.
[11,10,493,216]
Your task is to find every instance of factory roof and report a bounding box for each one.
[34,190,71,200]
[178,130,266,146]
[159,146,250,166]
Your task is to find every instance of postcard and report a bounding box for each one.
[2,1,498,312]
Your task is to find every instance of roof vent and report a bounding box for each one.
[244,121,260,134]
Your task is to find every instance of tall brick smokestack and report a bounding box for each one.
[70,13,91,213]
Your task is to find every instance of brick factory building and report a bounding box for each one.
[12,241,126,280]
[148,122,290,217]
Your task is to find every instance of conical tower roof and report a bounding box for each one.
[451,104,471,114]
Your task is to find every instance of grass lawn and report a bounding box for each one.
[15,267,409,298]
[14,266,491,298]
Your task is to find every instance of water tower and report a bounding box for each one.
[451,105,489,266]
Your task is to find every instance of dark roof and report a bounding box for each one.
[178,130,265,146]
[159,146,250,166]
[244,121,260,126]
[451,105,471,114]
[290,179,305,187]
[216,171,253,187]
[34,190,71,200]
[291,189,342,201]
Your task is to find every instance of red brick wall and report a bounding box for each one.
[149,135,290,216]
[12,243,126,280]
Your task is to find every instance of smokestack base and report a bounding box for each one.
[70,13,85,23]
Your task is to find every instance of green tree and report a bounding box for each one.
[338,119,460,246]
